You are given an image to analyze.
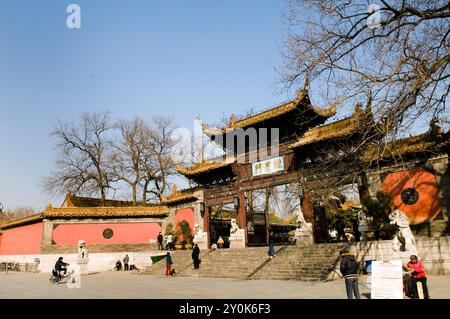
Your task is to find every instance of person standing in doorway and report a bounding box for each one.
[123,254,130,271]
[268,232,276,258]
[405,255,429,299]
[165,252,173,276]
[192,244,201,269]
[335,217,346,242]
[157,232,164,251]
[340,247,361,299]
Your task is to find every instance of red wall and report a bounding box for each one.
[0,222,44,255]
[52,222,162,245]
[381,168,442,224]
[174,207,195,241]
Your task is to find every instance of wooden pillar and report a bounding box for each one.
[302,189,314,223]
[203,206,210,246]
[237,192,247,246]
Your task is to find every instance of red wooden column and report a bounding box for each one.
[203,206,210,247]
[302,189,314,223]
[237,192,247,246]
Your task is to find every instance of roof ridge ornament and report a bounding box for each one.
[429,118,443,136]
[229,114,237,127]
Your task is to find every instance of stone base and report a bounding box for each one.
[193,233,208,250]
[75,263,89,275]
[229,230,245,248]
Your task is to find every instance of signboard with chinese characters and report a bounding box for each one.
[371,260,403,299]
[252,156,284,177]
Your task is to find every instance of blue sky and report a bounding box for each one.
[0,0,295,211]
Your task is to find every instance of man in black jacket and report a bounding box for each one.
[157,232,164,251]
[340,247,361,299]
[192,244,200,269]
[54,257,69,276]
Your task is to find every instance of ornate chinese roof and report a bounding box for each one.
[44,205,169,218]
[0,213,44,230]
[362,125,450,163]
[62,192,153,208]
[201,85,337,137]
[176,158,235,177]
[289,103,373,149]
[161,186,201,204]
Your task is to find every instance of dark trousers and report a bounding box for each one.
[57,268,67,276]
[411,277,429,299]
[337,230,346,242]
[268,243,275,256]
[345,278,360,299]
[193,258,200,269]
[124,263,129,271]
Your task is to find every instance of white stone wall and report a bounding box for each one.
[353,236,450,275]
[0,251,166,273]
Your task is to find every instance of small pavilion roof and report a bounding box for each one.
[176,157,235,177]
[161,186,201,205]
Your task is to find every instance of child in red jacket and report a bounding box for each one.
[405,255,429,299]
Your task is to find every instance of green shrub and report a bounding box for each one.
[361,191,398,240]
[175,220,193,245]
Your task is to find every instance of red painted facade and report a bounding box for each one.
[381,168,442,224]
[0,222,44,255]
[174,207,195,241]
[52,222,162,245]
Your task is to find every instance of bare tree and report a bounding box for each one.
[141,116,177,202]
[43,111,114,204]
[283,0,449,138]
[112,118,149,205]
[0,206,37,222]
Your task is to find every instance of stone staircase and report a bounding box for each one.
[179,246,285,279]
[140,250,211,276]
[41,243,158,254]
[249,243,345,281]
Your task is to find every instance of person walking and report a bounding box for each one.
[405,255,429,299]
[268,232,276,258]
[123,254,129,271]
[340,247,361,299]
[157,232,164,251]
[192,244,201,269]
[165,252,173,276]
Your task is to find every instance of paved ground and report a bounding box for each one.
[1,272,450,299]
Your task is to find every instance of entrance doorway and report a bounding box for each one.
[246,183,301,246]
[208,202,235,248]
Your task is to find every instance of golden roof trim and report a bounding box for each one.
[44,206,169,218]
[176,160,233,176]
[289,104,366,149]
[161,187,199,204]
[362,130,450,162]
[0,213,44,229]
